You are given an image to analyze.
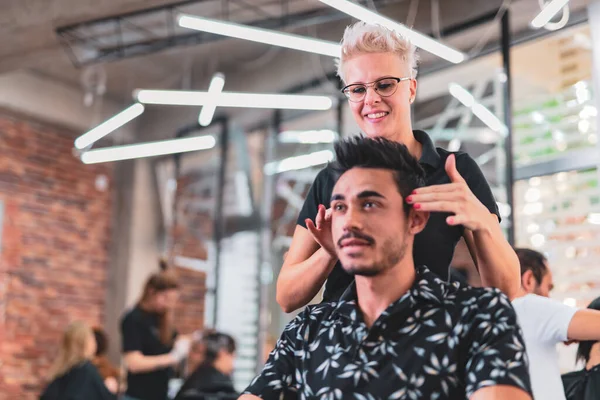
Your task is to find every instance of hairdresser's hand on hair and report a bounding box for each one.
[170,337,191,362]
[406,154,493,232]
[305,205,336,257]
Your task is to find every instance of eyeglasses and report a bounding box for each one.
[341,77,412,102]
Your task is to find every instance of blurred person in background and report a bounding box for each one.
[185,336,206,377]
[92,327,121,394]
[512,248,600,400]
[277,21,520,314]
[174,331,237,400]
[40,321,116,400]
[121,264,191,400]
[562,296,600,400]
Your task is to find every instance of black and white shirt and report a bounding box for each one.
[245,266,531,399]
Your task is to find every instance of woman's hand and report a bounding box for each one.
[406,154,494,231]
[170,337,191,362]
[104,377,118,394]
[305,205,336,256]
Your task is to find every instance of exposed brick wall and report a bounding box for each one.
[0,112,113,399]
[173,266,206,335]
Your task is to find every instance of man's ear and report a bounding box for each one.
[521,270,535,292]
[409,208,429,235]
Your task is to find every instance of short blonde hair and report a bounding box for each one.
[336,21,419,82]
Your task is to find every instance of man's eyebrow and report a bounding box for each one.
[330,191,385,203]
[357,190,385,199]
[330,194,345,202]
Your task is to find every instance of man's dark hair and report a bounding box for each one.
[203,331,236,365]
[329,136,426,215]
[514,248,548,285]
[577,296,600,364]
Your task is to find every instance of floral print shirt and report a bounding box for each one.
[244,266,531,399]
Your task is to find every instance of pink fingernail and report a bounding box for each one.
[447,217,454,224]
[414,203,421,209]
[406,196,413,203]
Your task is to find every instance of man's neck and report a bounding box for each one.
[355,258,416,328]
[512,287,529,300]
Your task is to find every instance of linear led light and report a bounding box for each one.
[199,72,225,127]
[264,150,334,175]
[178,14,341,58]
[318,0,465,64]
[278,129,338,144]
[448,83,474,107]
[449,83,507,136]
[588,213,600,225]
[531,0,570,29]
[80,135,216,164]
[135,90,334,111]
[74,103,144,150]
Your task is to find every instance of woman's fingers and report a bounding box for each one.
[413,201,458,213]
[315,205,325,229]
[412,182,462,194]
[407,191,464,204]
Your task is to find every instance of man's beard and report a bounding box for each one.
[343,234,409,277]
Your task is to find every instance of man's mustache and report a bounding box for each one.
[337,231,375,248]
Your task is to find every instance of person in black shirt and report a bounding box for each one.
[40,321,116,400]
[121,268,191,400]
[241,137,531,399]
[562,296,600,400]
[277,21,520,312]
[175,331,237,400]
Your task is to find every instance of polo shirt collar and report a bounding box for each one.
[332,265,448,320]
[414,130,441,170]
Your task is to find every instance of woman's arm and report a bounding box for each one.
[409,154,520,299]
[463,217,520,299]
[276,224,338,313]
[123,351,177,374]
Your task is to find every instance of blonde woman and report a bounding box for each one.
[120,268,191,400]
[277,22,520,312]
[40,321,116,400]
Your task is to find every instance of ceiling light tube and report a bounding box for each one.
[199,72,225,127]
[264,150,334,175]
[531,0,570,29]
[318,0,466,64]
[448,83,475,107]
[449,82,507,135]
[278,129,338,143]
[74,103,144,150]
[81,135,216,164]
[135,90,334,110]
[178,14,341,57]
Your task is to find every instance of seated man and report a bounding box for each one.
[512,248,600,400]
[240,137,532,400]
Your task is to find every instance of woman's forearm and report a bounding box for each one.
[276,247,338,313]
[124,352,176,374]
[469,214,521,300]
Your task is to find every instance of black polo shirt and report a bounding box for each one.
[244,265,531,399]
[296,130,500,302]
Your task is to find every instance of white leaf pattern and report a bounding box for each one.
[243,266,532,399]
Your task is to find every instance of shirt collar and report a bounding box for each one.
[332,265,449,320]
[414,130,441,170]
